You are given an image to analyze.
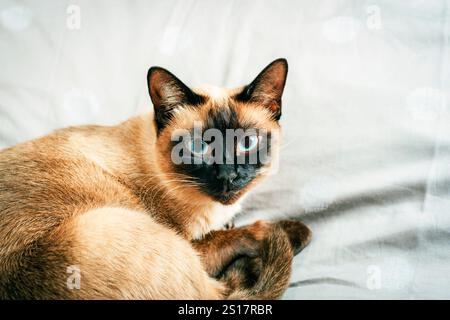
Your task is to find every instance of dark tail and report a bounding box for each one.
[226,224,294,300]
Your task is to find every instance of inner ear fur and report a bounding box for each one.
[147,66,204,132]
[235,58,288,120]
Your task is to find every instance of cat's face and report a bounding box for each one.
[148,59,287,205]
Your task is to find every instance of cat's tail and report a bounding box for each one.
[226,222,311,300]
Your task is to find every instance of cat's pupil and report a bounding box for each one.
[192,139,207,154]
[244,137,251,148]
[240,135,257,151]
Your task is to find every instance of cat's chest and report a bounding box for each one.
[189,202,242,240]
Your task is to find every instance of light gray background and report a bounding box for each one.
[0,0,449,299]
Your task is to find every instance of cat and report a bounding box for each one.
[0,58,312,299]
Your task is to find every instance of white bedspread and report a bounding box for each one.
[1,0,449,299]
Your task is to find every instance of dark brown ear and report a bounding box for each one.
[235,58,288,120]
[147,67,204,132]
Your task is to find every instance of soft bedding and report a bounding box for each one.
[0,0,449,299]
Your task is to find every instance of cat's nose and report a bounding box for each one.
[216,166,238,190]
[216,168,238,183]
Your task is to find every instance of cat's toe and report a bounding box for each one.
[223,220,235,230]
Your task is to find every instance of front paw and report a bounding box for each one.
[223,220,235,230]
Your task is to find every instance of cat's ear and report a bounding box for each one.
[235,58,288,120]
[147,67,204,132]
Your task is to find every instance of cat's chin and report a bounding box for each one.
[212,191,243,205]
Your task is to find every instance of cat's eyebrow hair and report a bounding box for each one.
[202,106,260,131]
[204,106,238,131]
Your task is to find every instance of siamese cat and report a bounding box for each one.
[0,58,311,299]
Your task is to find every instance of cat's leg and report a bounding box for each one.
[4,207,226,299]
[192,220,312,298]
[193,220,312,277]
[192,221,267,278]
[219,220,312,294]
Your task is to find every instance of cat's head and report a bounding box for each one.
[147,59,288,205]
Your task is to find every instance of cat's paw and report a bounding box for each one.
[223,220,235,230]
[276,220,312,255]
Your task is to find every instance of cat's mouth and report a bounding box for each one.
[208,189,244,205]
[216,191,237,204]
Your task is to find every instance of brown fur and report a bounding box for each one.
[0,59,312,299]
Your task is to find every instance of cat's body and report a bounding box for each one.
[0,115,234,299]
[0,59,312,299]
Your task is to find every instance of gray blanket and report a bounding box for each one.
[0,0,449,299]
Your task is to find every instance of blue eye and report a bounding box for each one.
[188,139,209,156]
[238,135,259,153]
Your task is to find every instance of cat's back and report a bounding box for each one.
[0,123,145,255]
